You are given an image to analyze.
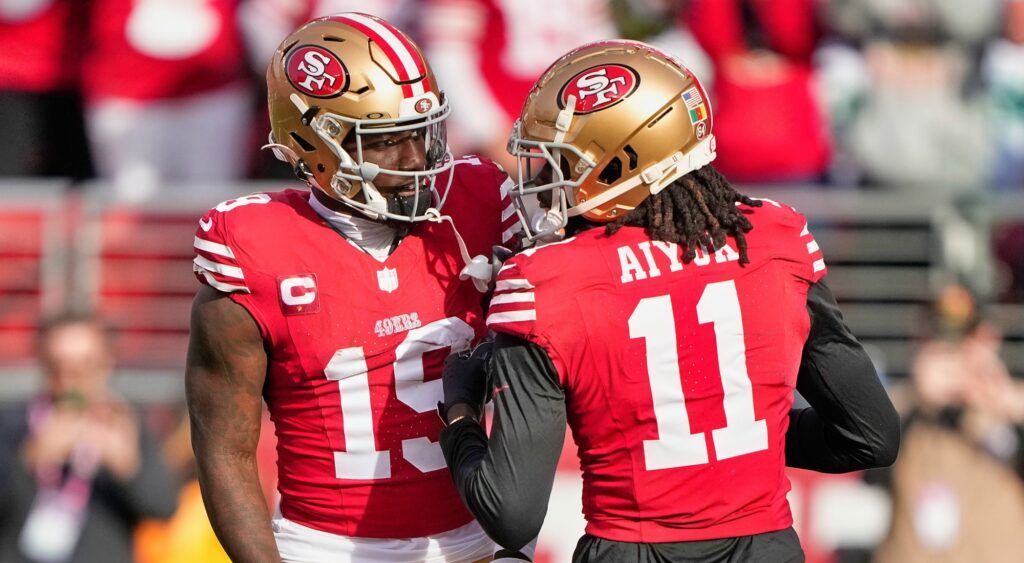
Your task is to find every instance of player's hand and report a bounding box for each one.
[440,338,494,424]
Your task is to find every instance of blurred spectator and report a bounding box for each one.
[610,0,713,83]
[820,0,1001,188]
[994,222,1024,301]
[239,0,419,75]
[81,0,252,201]
[981,0,1024,189]
[135,405,278,563]
[875,285,1024,563]
[686,0,831,184]
[0,312,177,563]
[0,0,93,179]
[422,0,617,171]
[134,408,230,563]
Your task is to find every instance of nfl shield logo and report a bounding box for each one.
[376,267,399,293]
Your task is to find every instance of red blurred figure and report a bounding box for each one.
[0,0,92,177]
[422,0,617,171]
[81,0,251,199]
[687,0,831,183]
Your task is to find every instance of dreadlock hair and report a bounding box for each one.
[605,165,762,265]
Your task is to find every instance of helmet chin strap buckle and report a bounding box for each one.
[459,255,492,293]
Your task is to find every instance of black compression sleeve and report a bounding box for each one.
[785,280,901,472]
[440,332,566,551]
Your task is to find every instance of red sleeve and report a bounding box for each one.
[754,198,827,284]
[495,165,520,249]
[486,256,537,338]
[192,203,253,294]
[192,193,277,340]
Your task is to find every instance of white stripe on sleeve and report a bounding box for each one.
[194,236,236,259]
[487,310,537,324]
[194,255,245,280]
[495,278,534,292]
[490,292,536,305]
[194,267,249,293]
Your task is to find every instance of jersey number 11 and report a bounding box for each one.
[629,280,769,470]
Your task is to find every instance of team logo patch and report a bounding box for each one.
[285,45,349,98]
[278,274,320,315]
[376,267,399,293]
[558,64,640,114]
[414,97,433,114]
[695,120,708,141]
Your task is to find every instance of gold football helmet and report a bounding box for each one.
[265,13,451,222]
[508,40,716,241]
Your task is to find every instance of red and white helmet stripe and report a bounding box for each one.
[331,13,428,98]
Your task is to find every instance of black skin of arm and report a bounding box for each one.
[786,280,901,472]
[186,285,281,563]
[440,333,566,552]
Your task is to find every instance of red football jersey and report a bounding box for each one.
[82,0,246,101]
[487,199,827,543]
[192,157,517,538]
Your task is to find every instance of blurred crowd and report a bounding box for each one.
[1,0,1023,196]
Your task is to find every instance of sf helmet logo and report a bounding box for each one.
[414,98,433,113]
[286,45,348,98]
[559,64,639,114]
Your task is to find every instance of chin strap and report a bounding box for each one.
[424,208,491,293]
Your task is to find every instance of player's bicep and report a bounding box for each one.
[186,285,267,456]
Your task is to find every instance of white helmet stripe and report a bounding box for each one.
[336,13,427,97]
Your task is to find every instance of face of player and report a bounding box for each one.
[344,129,428,196]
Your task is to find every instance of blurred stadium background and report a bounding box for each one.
[2,1,1023,562]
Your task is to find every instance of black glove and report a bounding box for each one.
[439,337,494,423]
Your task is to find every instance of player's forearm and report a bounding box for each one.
[195,450,281,563]
[786,281,900,472]
[441,334,566,551]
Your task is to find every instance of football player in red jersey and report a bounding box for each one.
[185,14,519,563]
[439,40,900,562]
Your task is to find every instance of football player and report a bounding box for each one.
[439,40,900,562]
[185,14,518,563]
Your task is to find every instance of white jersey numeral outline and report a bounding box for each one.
[324,317,474,480]
[628,280,768,470]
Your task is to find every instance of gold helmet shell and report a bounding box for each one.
[508,40,715,240]
[265,13,451,222]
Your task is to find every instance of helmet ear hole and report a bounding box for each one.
[624,145,639,170]
[597,157,623,185]
[290,132,317,152]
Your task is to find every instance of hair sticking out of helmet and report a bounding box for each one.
[506,39,719,243]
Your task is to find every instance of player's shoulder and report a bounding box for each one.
[741,198,810,231]
[450,154,506,178]
[499,231,601,286]
[445,155,510,200]
[198,188,310,240]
